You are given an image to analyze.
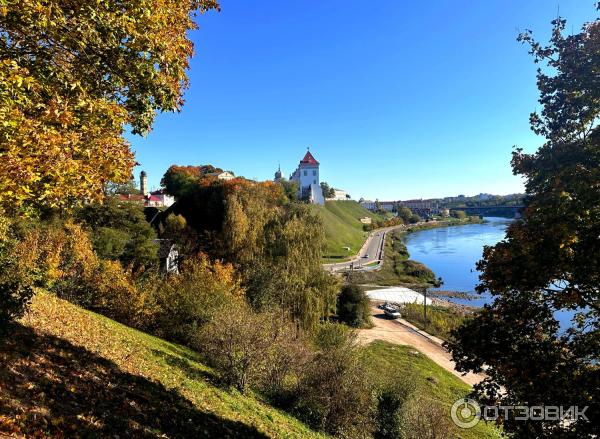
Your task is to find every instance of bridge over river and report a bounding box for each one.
[458,205,523,218]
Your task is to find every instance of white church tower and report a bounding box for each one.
[290,149,325,205]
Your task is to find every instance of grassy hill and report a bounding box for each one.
[0,292,326,438]
[0,293,500,438]
[362,341,501,439]
[310,200,385,260]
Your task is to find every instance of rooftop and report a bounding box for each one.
[300,150,319,165]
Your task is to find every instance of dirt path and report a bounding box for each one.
[358,306,485,387]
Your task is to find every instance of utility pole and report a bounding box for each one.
[423,287,428,328]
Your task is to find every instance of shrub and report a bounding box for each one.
[402,396,455,439]
[337,284,371,328]
[293,323,376,437]
[93,227,129,261]
[0,214,34,336]
[372,370,418,439]
[152,255,243,345]
[400,303,466,341]
[194,304,302,393]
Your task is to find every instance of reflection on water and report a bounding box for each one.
[403,217,511,307]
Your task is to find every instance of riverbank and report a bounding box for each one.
[347,217,483,286]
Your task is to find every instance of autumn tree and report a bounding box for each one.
[0,0,218,213]
[161,165,224,198]
[447,9,600,438]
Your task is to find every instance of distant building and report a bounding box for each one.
[154,239,179,274]
[274,164,284,182]
[118,170,174,208]
[149,189,174,207]
[140,170,149,196]
[329,189,350,201]
[360,200,376,211]
[360,200,395,212]
[290,149,325,205]
[207,171,235,181]
[360,217,372,225]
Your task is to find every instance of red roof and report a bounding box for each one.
[147,195,161,202]
[300,150,319,165]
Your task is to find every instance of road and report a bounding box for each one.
[323,225,402,272]
[358,306,485,386]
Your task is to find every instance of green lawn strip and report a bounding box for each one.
[362,341,501,439]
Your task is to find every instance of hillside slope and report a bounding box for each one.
[311,200,384,260]
[0,292,326,438]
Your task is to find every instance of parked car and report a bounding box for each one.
[384,307,401,319]
[380,302,401,319]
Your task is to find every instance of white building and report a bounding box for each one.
[149,189,175,207]
[329,189,350,201]
[207,171,235,181]
[290,150,325,205]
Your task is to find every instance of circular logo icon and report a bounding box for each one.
[451,398,481,429]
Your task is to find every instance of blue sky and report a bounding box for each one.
[129,1,596,200]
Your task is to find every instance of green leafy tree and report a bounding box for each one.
[450,210,467,220]
[76,198,158,270]
[337,284,371,328]
[161,165,223,198]
[447,9,600,439]
[320,182,336,199]
[397,207,412,223]
[280,179,299,202]
[408,214,421,224]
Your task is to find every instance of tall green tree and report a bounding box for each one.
[447,10,600,438]
[0,0,218,213]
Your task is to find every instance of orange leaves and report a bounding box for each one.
[1,0,219,214]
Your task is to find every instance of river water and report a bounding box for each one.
[403,217,575,329]
[403,217,511,307]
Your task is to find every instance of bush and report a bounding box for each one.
[337,284,371,327]
[400,303,466,341]
[371,366,418,439]
[293,323,376,437]
[195,304,307,394]
[402,260,435,281]
[151,255,243,345]
[0,215,34,335]
[408,214,421,224]
[401,396,455,439]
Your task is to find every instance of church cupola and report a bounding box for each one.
[274,164,283,181]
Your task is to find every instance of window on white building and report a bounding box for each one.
[303,170,307,176]
[313,170,316,176]
[313,180,316,184]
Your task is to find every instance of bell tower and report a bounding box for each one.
[140,170,148,196]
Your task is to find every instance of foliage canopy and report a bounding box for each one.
[0,0,218,213]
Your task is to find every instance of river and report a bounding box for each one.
[403,217,574,329]
[403,217,510,307]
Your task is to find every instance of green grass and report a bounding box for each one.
[2,292,326,438]
[350,229,438,286]
[362,341,501,439]
[400,303,468,341]
[310,200,385,260]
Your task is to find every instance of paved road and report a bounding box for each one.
[358,306,485,386]
[323,225,402,272]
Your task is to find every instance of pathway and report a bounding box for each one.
[358,306,485,386]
